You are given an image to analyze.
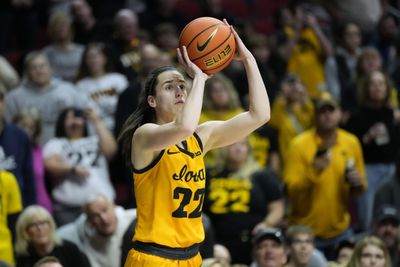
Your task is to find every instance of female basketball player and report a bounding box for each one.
[119,20,270,267]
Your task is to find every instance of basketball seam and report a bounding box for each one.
[192,31,234,62]
[184,23,224,49]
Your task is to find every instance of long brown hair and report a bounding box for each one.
[117,66,177,165]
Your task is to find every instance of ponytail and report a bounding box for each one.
[117,66,177,166]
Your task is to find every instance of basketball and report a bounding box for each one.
[179,17,236,75]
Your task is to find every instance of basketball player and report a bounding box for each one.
[119,20,270,266]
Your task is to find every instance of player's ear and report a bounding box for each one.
[147,95,156,108]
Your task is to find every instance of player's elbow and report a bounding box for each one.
[179,124,197,139]
[255,111,270,126]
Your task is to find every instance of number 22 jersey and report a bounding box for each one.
[132,133,206,248]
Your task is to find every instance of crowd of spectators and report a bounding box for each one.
[1,0,400,266]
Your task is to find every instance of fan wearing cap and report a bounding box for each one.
[283,92,366,259]
[250,228,287,267]
[372,204,400,266]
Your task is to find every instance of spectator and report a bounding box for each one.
[285,225,317,267]
[331,240,355,266]
[4,51,87,145]
[376,14,399,68]
[70,0,112,45]
[138,0,187,35]
[345,70,400,231]
[204,139,284,265]
[57,194,135,267]
[250,228,287,267]
[345,236,391,267]
[246,33,286,104]
[325,0,382,45]
[0,56,20,93]
[14,205,91,267]
[282,3,333,99]
[108,9,142,83]
[372,205,400,266]
[153,23,179,62]
[33,256,64,267]
[325,22,362,103]
[373,152,400,213]
[76,42,129,132]
[0,89,36,207]
[348,47,398,114]
[43,13,85,82]
[43,107,117,226]
[200,73,244,168]
[0,170,23,267]
[283,93,367,259]
[269,74,314,168]
[13,110,53,213]
[213,244,232,266]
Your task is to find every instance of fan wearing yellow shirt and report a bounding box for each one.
[0,170,23,266]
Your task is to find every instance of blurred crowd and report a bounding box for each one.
[1,0,400,266]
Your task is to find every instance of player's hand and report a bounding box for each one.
[177,46,209,80]
[223,19,253,62]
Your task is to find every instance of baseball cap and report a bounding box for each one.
[252,227,285,246]
[315,92,339,111]
[375,204,400,224]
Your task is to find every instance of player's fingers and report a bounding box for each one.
[223,18,230,27]
[177,47,187,66]
[180,46,191,65]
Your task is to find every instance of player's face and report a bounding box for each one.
[360,244,386,267]
[86,198,117,236]
[289,233,314,265]
[149,70,187,120]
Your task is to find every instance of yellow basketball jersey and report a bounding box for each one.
[133,133,206,248]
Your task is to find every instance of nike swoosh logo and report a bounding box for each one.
[167,150,180,155]
[197,28,218,52]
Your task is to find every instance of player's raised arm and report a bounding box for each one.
[198,21,271,154]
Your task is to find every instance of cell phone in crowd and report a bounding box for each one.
[315,148,328,157]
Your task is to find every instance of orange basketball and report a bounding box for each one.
[179,17,236,75]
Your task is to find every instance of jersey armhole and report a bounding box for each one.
[132,150,165,174]
[193,132,203,152]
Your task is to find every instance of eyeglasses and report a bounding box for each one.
[27,220,50,230]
